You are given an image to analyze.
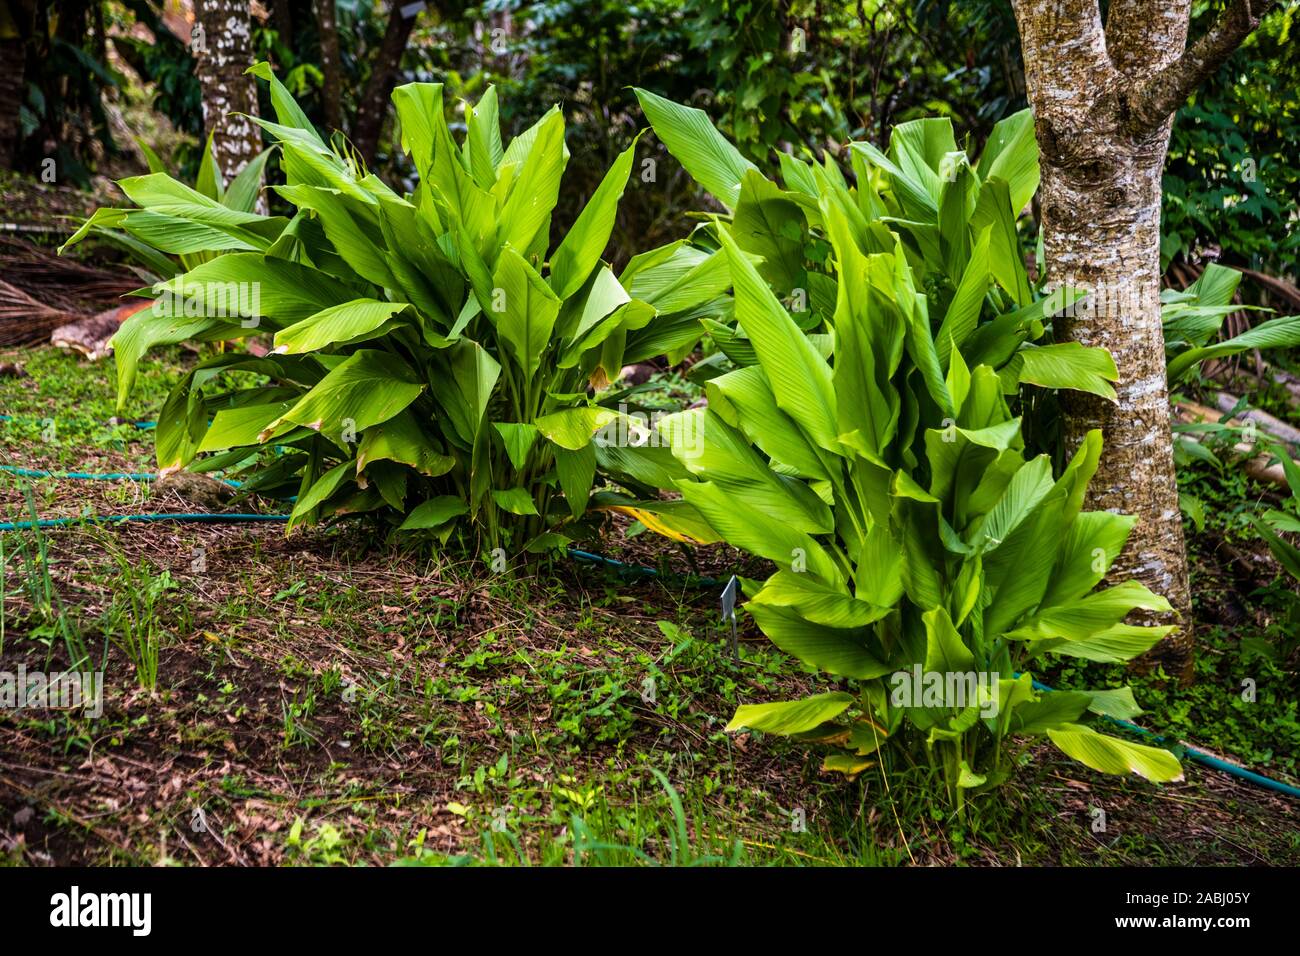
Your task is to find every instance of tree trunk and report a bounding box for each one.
[1010,0,1275,683]
[1040,145,1194,680]
[269,0,294,40]
[351,1,423,163]
[315,0,343,133]
[0,0,38,169]
[0,36,25,169]
[194,0,264,203]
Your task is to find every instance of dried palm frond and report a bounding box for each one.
[0,279,86,346]
[0,235,140,311]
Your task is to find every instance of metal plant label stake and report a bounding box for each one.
[720,575,739,660]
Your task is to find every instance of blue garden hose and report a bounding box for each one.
[0,512,288,532]
[0,413,155,429]
[0,465,258,493]
[2,465,168,482]
[2,464,1296,799]
[1030,676,1300,799]
[568,547,724,586]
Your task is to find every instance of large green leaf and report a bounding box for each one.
[273,300,410,354]
[498,109,566,257]
[1040,510,1136,606]
[1168,314,1300,383]
[747,602,891,679]
[1008,691,1092,734]
[634,88,758,208]
[399,496,469,531]
[224,149,273,214]
[726,692,855,735]
[549,134,641,300]
[968,454,1054,552]
[150,253,355,328]
[275,182,397,289]
[679,479,843,584]
[465,86,505,186]
[289,460,356,529]
[391,82,446,178]
[706,365,829,479]
[493,422,539,471]
[976,109,1039,216]
[1009,342,1119,401]
[625,245,732,315]
[357,410,454,477]
[748,570,888,629]
[197,400,296,453]
[971,178,1031,306]
[492,247,562,388]
[732,169,806,294]
[429,339,501,449]
[155,375,212,471]
[554,443,596,518]
[492,486,540,516]
[1047,724,1183,783]
[262,349,424,446]
[658,409,834,534]
[109,305,242,409]
[116,173,281,244]
[1008,580,1172,643]
[717,227,838,452]
[248,62,326,148]
[936,228,991,369]
[923,607,976,673]
[535,406,620,450]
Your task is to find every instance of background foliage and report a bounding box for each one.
[8,1,1295,283]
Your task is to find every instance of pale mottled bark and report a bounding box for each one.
[194,0,264,207]
[1010,0,1273,682]
[1122,0,1275,132]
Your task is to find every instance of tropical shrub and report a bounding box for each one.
[624,94,1183,807]
[648,223,1183,809]
[64,64,726,549]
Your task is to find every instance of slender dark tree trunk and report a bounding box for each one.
[194,0,264,202]
[0,0,37,169]
[315,0,343,133]
[269,0,294,39]
[351,1,423,162]
[1010,0,1274,683]
[0,38,26,168]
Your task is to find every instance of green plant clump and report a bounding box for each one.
[65,64,730,550]
[630,95,1185,808]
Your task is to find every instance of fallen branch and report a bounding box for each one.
[1211,392,1300,448]
[1174,402,1299,488]
[1237,267,1300,312]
